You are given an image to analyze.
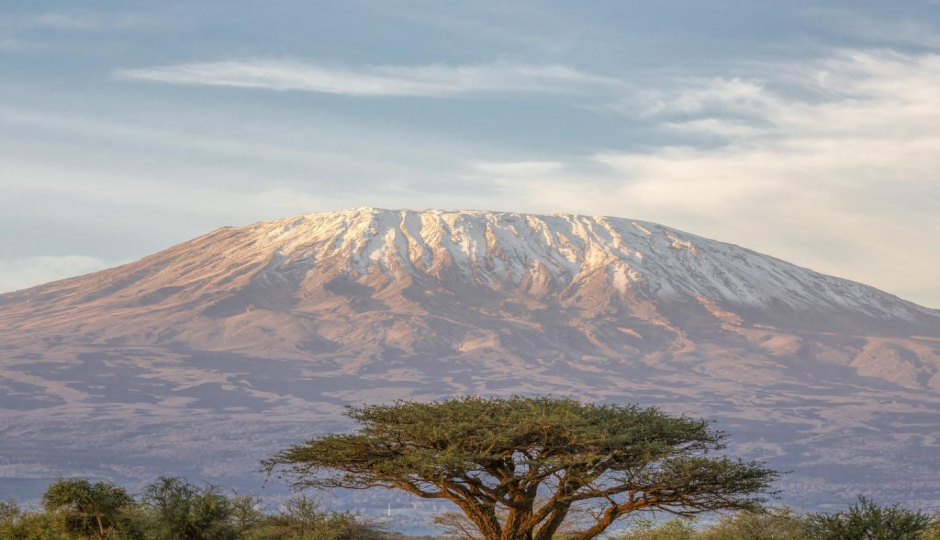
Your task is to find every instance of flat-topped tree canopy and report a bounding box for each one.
[265,396,779,540]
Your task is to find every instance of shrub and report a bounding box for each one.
[141,477,237,540]
[42,478,137,539]
[701,508,809,540]
[806,496,932,540]
[246,494,388,540]
[919,519,940,540]
[614,518,698,540]
[0,503,70,540]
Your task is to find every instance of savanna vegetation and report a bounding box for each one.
[0,477,386,540]
[613,499,940,540]
[265,396,778,540]
[3,397,938,540]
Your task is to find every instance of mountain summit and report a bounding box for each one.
[2,208,939,514]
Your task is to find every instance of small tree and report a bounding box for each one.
[248,494,388,540]
[0,498,19,525]
[699,507,809,540]
[265,396,778,540]
[230,491,265,537]
[806,496,932,540]
[42,478,136,539]
[615,518,698,540]
[142,477,237,540]
[0,509,71,540]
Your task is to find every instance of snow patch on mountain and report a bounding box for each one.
[240,207,931,322]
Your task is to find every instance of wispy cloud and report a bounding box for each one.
[32,12,157,31]
[474,160,564,178]
[483,49,940,307]
[115,60,621,97]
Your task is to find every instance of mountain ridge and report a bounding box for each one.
[1,207,939,517]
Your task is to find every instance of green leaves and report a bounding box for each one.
[614,501,938,540]
[42,478,136,539]
[4,477,389,540]
[142,477,238,540]
[266,396,779,540]
[806,496,933,540]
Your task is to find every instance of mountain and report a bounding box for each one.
[2,208,940,524]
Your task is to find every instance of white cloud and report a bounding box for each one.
[0,256,112,294]
[488,49,940,307]
[663,118,770,138]
[115,60,621,97]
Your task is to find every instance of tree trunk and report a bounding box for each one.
[95,514,106,538]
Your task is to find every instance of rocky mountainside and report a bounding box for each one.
[2,208,939,525]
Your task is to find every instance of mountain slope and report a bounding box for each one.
[1,208,939,524]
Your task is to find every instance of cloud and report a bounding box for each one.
[115,60,621,97]
[486,49,940,307]
[0,256,112,294]
[474,160,564,178]
[31,12,156,31]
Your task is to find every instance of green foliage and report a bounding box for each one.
[141,477,238,540]
[610,503,939,540]
[805,496,932,540]
[2,498,21,524]
[230,492,266,537]
[246,494,388,540]
[266,396,778,540]
[0,479,388,540]
[919,520,940,540]
[699,507,809,540]
[614,518,698,540]
[42,478,137,539]
[0,504,70,540]
[1,473,938,540]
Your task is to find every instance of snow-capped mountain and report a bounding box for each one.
[2,208,940,518]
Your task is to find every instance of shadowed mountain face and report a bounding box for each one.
[2,208,940,524]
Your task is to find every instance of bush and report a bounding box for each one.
[7,473,935,540]
[806,496,932,540]
[247,494,388,540]
[41,478,139,540]
[700,508,809,540]
[919,520,940,540]
[0,504,70,540]
[141,477,238,540]
[614,518,698,540]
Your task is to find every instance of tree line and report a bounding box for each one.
[1,476,387,540]
[3,396,939,540]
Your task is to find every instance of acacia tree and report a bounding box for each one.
[42,478,136,539]
[265,396,778,540]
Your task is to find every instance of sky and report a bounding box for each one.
[2,0,939,308]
